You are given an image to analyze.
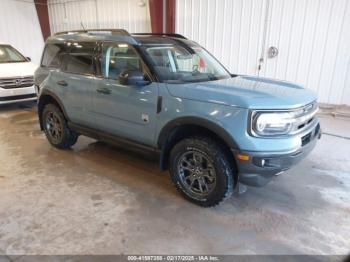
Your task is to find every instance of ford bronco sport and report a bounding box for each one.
[35,29,321,207]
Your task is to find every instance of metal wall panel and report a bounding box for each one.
[176,0,266,76]
[48,0,151,34]
[176,0,350,105]
[261,0,350,105]
[0,0,44,64]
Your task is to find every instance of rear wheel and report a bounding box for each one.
[42,103,78,149]
[169,136,235,207]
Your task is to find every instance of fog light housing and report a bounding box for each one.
[252,157,271,167]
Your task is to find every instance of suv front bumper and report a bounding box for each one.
[234,123,321,187]
[0,85,37,105]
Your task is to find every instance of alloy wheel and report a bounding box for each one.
[177,150,217,198]
[45,111,63,144]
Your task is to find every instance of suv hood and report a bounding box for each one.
[166,75,317,109]
[0,62,38,78]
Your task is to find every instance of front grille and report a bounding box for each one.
[0,93,37,101]
[0,76,34,89]
[290,102,318,135]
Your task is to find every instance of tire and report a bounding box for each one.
[169,136,235,207]
[42,103,78,149]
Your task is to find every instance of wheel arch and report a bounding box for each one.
[158,117,239,173]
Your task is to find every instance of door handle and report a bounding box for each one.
[57,80,68,87]
[97,87,111,95]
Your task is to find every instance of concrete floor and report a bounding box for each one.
[0,102,349,255]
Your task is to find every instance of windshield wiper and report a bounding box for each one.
[206,73,220,81]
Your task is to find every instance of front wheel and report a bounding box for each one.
[169,136,236,207]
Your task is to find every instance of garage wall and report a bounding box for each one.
[48,0,151,34]
[176,0,266,77]
[0,0,44,64]
[176,0,350,105]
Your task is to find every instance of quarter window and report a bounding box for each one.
[41,43,66,68]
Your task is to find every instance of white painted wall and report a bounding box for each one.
[0,0,44,64]
[176,0,350,105]
[48,0,151,34]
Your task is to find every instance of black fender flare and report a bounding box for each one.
[158,116,239,150]
[157,117,239,170]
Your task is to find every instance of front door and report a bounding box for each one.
[92,42,158,146]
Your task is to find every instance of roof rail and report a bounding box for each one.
[132,33,187,39]
[54,29,130,36]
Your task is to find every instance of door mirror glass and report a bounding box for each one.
[119,70,150,86]
[26,57,31,62]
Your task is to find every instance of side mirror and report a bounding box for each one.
[119,70,150,87]
[26,57,31,62]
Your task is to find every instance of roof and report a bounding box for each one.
[47,30,138,45]
[47,29,195,47]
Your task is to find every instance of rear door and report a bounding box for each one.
[58,41,99,127]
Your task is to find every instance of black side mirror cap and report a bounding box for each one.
[119,70,151,87]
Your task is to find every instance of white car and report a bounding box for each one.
[0,43,38,104]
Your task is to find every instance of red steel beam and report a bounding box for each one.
[149,0,164,33]
[149,0,176,33]
[34,0,51,40]
[166,0,176,33]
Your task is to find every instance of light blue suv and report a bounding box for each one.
[35,29,321,207]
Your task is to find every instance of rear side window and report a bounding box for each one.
[61,42,96,75]
[41,43,66,68]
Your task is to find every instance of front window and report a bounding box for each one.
[143,45,231,83]
[0,45,27,63]
[101,42,144,83]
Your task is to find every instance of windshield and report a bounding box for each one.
[0,45,27,63]
[143,45,231,83]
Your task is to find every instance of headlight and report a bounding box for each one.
[252,111,295,136]
[250,103,319,137]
